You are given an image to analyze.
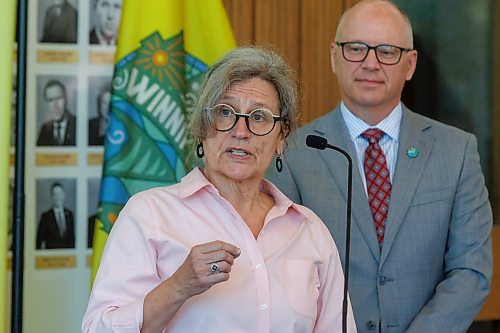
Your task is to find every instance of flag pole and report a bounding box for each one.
[12,0,27,331]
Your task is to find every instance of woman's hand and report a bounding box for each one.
[171,240,241,299]
[142,240,241,332]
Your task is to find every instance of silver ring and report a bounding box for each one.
[210,263,220,274]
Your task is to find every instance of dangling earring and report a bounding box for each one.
[196,142,204,158]
[275,155,283,173]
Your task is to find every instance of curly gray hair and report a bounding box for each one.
[189,46,300,147]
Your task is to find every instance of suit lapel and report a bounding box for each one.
[380,108,434,265]
[312,108,381,261]
[64,112,74,144]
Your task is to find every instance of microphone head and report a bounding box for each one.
[306,134,328,150]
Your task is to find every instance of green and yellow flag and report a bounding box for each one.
[91,0,236,282]
[0,1,16,332]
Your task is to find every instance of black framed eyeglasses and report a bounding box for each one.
[205,103,283,136]
[336,41,412,65]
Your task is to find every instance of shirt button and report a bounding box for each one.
[255,264,263,270]
[379,275,387,285]
[367,320,376,330]
[261,304,268,311]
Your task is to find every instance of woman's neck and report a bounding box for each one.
[201,168,274,238]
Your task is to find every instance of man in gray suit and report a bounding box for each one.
[267,1,493,332]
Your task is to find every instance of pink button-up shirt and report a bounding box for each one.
[82,167,356,332]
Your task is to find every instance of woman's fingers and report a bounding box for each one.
[196,240,240,269]
[206,260,232,275]
[174,240,241,298]
[199,240,241,258]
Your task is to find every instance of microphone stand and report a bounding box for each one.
[306,135,352,333]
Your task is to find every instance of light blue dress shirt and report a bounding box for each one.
[340,102,402,195]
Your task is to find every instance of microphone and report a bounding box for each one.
[305,134,328,150]
[306,134,352,333]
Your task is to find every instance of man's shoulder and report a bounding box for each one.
[88,117,99,126]
[45,5,61,18]
[403,108,474,140]
[299,108,339,132]
[292,108,340,144]
[62,1,78,15]
[38,120,54,136]
[66,111,77,124]
[41,119,55,128]
[40,209,54,220]
[283,109,340,163]
[64,208,74,221]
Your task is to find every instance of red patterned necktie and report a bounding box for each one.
[362,128,391,245]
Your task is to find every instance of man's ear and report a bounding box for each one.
[330,42,338,74]
[405,49,418,81]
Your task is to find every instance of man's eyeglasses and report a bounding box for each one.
[336,41,412,65]
[205,103,283,136]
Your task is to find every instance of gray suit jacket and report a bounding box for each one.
[267,105,492,333]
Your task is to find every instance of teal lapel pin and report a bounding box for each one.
[407,147,419,158]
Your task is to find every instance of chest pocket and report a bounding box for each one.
[410,186,453,207]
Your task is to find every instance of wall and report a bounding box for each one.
[223,0,346,123]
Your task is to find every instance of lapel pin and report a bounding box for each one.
[407,147,419,158]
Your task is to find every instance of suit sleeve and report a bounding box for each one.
[37,124,49,146]
[67,113,76,146]
[40,12,51,42]
[36,213,46,249]
[407,134,493,332]
[68,210,75,248]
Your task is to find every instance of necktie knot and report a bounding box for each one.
[362,128,385,144]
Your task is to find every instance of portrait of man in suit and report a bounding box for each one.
[88,82,111,146]
[37,79,77,147]
[39,0,78,44]
[36,182,75,250]
[89,0,122,46]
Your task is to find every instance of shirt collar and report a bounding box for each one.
[340,101,402,142]
[178,167,295,213]
[178,167,215,198]
[55,113,68,126]
[95,28,116,45]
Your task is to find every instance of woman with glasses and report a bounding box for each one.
[83,46,356,333]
